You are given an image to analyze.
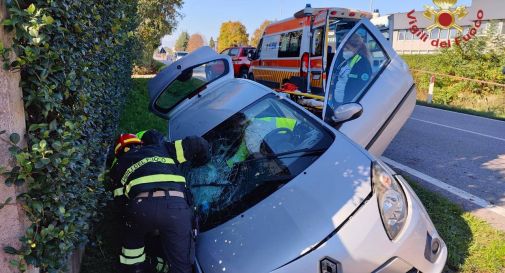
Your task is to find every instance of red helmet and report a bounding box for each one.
[114,133,142,156]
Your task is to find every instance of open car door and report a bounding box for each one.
[322,19,416,156]
[148,46,234,120]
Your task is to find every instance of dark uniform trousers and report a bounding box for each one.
[122,184,193,273]
[111,131,210,273]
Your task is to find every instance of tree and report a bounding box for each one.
[218,21,249,52]
[187,33,205,52]
[175,31,190,51]
[209,37,216,50]
[135,0,184,67]
[250,20,271,47]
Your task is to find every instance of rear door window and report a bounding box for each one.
[256,39,263,58]
[312,27,325,57]
[278,30,303,58]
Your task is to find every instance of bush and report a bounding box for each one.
[132,60,167,75]
[402,22,505,117]
[1,0,138,271]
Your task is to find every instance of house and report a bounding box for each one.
[373,0,505,54]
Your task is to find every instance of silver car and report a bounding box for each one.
[147,44,447,272]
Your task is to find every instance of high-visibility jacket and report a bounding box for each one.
[339,53,372,102]
[226,117,297,167]
[110,131,210,200]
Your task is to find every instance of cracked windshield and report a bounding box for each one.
[186,95,334,230]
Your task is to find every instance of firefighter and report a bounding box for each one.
[110,129,210,273]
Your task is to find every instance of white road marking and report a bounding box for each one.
[410,117,505,142]
[381,157,505,218]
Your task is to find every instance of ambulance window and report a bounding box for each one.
[278,30,302,58]
[312,27,324,56]
[256,39,263,58]
[330,20,356,51]
[325,26,389,121]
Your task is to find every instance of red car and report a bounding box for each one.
[220,46,255,78]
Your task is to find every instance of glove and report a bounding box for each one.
[139,129,165,145]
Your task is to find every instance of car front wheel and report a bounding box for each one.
[240,67,249,79]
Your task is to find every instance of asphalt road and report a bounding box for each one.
[383,105,505,224]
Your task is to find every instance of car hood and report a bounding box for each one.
[196,138,372,273]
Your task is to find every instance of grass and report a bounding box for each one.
[81,79,505,273]
[408,180,505,273]
[118,78,167,133]
[417,100,505,121]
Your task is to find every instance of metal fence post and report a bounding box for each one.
[427,75,435,104]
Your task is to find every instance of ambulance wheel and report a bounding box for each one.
[240,67,249,79]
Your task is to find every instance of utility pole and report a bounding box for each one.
[370,0,374,12]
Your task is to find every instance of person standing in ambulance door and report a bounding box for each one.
[325,33,372,124]
[110,129,210,273]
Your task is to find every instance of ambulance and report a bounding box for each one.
[248,5,417,156]
[249,5,374,94]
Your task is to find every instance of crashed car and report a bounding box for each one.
[148,30,446,273]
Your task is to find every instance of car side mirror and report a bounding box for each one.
[331,103,363,123]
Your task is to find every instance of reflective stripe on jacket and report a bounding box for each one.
[111,143,187,199]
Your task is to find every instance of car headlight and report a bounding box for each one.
[372,161,408,240]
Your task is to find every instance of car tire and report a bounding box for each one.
[248,72,254,81]
[240,67,248,79]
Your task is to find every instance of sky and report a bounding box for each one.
[161,0,473,48]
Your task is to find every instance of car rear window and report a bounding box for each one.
[186,95,334,231]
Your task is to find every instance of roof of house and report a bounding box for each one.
[390,0,504,30]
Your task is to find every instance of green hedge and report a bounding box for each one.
[1,0,138,271]
[401,24,505,117]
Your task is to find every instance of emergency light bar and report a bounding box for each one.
[294,6,372,20]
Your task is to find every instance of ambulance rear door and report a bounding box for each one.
[322,19,416,156]
[308,9,330,95]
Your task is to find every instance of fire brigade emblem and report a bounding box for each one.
[423,0,468,32]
